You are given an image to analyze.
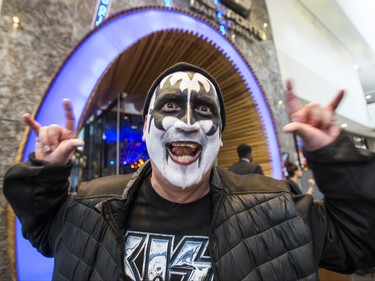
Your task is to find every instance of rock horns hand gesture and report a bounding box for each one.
[23,99,84,165]
[283,79,345,151]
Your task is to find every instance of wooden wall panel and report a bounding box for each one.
[78,30,273,176]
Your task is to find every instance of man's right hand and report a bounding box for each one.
[23,99,84,165]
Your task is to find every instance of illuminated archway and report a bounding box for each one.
[14,7,282,280]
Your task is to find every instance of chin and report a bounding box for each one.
[146,129,221,189]
[161,160,205,189]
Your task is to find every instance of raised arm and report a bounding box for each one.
[283,80,375,272]
[4,99,83,256]
[23,99,84,164]
[306,179,315,195]
[283,79,344,151]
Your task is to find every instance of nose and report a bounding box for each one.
[173,119,200,132]
[174,105,200,132]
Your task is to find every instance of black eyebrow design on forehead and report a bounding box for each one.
[194,93,217,102]
[190,91,218,104]
[157,90,184,98]
[154,91,186,107]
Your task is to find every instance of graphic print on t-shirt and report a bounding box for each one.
[124,231,213,281]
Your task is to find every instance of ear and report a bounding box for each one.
[142,116,148,142]
[220,140,223,147]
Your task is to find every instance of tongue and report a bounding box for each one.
[171,146,195,156]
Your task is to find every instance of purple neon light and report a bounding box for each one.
[19,8,282,281]
[23,8,282,178]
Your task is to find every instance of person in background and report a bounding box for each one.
[285,160,315,195]
[3,62,375,281]
[228,144,264,175]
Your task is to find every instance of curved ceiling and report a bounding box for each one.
[78,29,273,173]
[78,29,238,129]
[20,7,283,178]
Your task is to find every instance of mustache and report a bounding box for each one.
[161,128,208,147]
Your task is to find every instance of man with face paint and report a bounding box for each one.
[4,62,375,281]
[143,65,223,195]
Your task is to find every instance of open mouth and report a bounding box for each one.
[167,141,202,165]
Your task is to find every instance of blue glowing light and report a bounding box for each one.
[219,24,226,35]
[93,0,112,27]
[217,12,222,18]
[20,7,282,281]
[103,121,149,166]
[164,0,172,8]
[103,125,143,143]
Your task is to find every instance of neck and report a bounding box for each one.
[290,175,299,183]
[150,162,211,203]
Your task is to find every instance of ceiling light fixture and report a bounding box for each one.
[12,16,19,24]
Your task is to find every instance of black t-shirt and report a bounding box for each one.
[124,175,213,281]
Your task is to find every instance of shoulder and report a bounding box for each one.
[228,161,251,172]
[75,174,134,199]
[217,167,289,193]
[228,161,241,168]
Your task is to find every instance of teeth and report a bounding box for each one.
[170,142,198,148]
[175,155,194,161]
[167,142,202,164]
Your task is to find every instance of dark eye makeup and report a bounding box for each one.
[195,105,213,116]
[161,102,180,112]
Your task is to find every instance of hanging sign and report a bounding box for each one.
[190,0,267,41]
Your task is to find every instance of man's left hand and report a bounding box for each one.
[283,79,344,151]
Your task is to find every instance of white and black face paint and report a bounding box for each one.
[144,71,222,189]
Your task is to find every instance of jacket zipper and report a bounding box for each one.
[102,201,127,280]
